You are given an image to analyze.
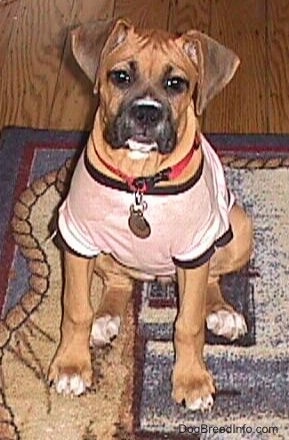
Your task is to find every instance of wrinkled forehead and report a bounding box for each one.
[101,28,197,79]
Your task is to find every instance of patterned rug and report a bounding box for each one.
[0,127,288,440]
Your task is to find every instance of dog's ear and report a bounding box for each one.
[179,31,240,115]
[71,18,132,93]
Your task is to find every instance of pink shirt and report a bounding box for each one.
[58,135,234,276]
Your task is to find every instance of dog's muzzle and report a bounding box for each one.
[104,98,177,155]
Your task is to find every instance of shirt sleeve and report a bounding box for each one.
[57,200,100,258]
[172,226,233,269]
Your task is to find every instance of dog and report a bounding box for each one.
[48,18,253,412]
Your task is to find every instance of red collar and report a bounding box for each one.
[92,134,201,193]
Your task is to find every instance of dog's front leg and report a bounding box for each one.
[48,251,94,395]
[172,262,215,411]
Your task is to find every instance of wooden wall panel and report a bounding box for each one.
[267,0,289,132]
[49,0,114,130]
[204,0,267,133]
[114,0,170,30]
[0,0,74,129]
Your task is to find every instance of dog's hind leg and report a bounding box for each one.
[90,254,134,347]
[206,282,248,340]
[206,204,253,340]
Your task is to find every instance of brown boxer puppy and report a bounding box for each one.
[48,19,253,412]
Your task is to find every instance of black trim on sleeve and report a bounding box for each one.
[173,246,215,269]
[172,226,234,269]
[227,188,232,207]
[215,226,233,248]
[53,231,96,259]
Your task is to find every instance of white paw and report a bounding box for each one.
[55,374,86,396]
[187,394,214,412]
[206,310,247,341]
[90,314,121,347]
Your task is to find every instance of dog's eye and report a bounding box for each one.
[165,76,189,94]
[110,70,131,88]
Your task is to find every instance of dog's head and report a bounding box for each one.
[71,19,239,160]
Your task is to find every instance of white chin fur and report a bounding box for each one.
[128,150,150,160]
[126,139,158,160]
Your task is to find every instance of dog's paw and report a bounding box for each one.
[90,314,121,347]
[53,374,87,396]
[206,309,247,340]
[48,355,92,396]
[172,366,215,412]
[186,394,214,412]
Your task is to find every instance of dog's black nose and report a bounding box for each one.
[131,103,163,126]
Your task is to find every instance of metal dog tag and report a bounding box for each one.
[128,205,151,239]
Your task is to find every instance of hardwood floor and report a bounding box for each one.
[0,0,289,133]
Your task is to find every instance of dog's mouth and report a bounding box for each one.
[125,136,158,160]
[104,97,177,156]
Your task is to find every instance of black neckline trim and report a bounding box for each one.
[84,148,204,195]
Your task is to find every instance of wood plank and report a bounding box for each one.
[204,0,267,133]
[267,0,289,133]
[113,0,170,30]
[0,0,74,129]
[0,2,19,73]
[168,0,211,34]
[71,0,114,24]
[169,0,211,128]
[49,0,114,130]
